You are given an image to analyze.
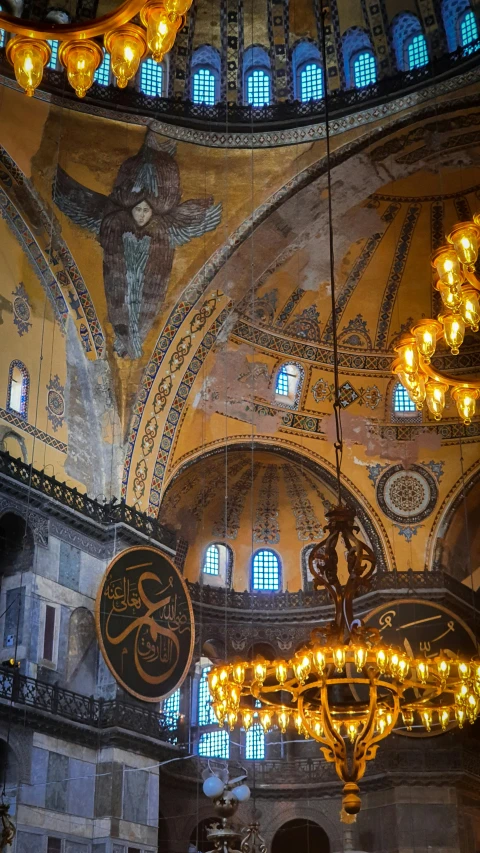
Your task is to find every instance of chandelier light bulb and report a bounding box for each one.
[448,223,480,268]
[242,710,253,731]
[416,661,429,684]
[313,649,326,673]
[313,720,323,738]
[232,664,245,685]
[452,387,478,425]
[435,279,463,312]
[347,722,358,744]
[227,710,238,730]
[275,661,288,684]
[437,659,450,680]
[333,647,346,672]
[432,246,464,288]
[397,657,409,680]
[440,312,465,355]
[164,0,193,19]
[105,25,147,88]
[425,380,448,421]
[376,649,387,673]
[421,709,432,732]
[395,367,427,409]
[259,709,272,733]
[459,287,480,332]
[202,775,225,799]
[458,661,470,680]
[293,653,311,683]
[6,36,51,97]
[395,337,419,375]
[456,706,466,727]
[277,708,290,733]
[412,319,441,364]
[401,709,414,730]
[59,40,103,98]
[439,708,450,731]
[354,646,367,671]
[232,784,251,803]
[253,660,267,683]
[141,3,180,62]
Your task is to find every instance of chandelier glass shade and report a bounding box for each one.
[0,0,191,97]
[393,215,480,424]
[208,507,480,819]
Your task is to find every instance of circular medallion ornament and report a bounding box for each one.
[96,546,194,702]
[13,294,30,323]
[376,464,437,524]
[47,389,64,418]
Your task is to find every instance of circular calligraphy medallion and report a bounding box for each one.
[376,464,437,524]
[13,295,30,323]
[96,546,194,702]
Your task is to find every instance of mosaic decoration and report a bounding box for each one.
[311,378,382,410]
[53,133,222,359]
[337,314,372,349]
[366,462,389,487]
[375,203,421,350]
[301,471,333,514]
[275,287,305,328]
[393,524,423,543]
[45,375,65,432]
[11,282,31,336]
[282,464,324,541]
[285,304,321,342]
[361,0,392,75]
[268,0,289,101]
[454,195,472,222]
[212,466,262,540]
[322,203,401,343]
[389,316,415,350]
[241,290,278,325]
[422,460,445,483]
[253,465,280,545]
[376,464,438,525]
[0,407,67,453]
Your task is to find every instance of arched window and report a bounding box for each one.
[191,45,220,105]
[201,543,233,586]
[460,9,479,50]
[198,730,230,758]
[393,382,416,413]
[203,544,219,575]
[252,549,281,591]
[245,723,265,759]
[342,28,376,88]
[244,45,271,107]
[352,50,377,87]
[292,42,323,102]
[391,13,428,70]
[274,363,304,409]
[140,57,163,96]
[442,0,479,51]
[47,40,59,69]
[7,361,29,420]
[163,688,180,730]
[95,49,111,85]
[198,665,216,726]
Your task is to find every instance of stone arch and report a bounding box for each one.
[427,459,480,577]
[0,428,28,463]
[261,800,341,853]
[272,819,330,853]
[163,438,395,573]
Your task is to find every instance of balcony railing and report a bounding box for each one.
[0,669,178,743]
[0,40,479,133]
[0,450,176,550]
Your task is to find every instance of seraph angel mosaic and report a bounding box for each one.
[53,132,222,359]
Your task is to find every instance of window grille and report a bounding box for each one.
[245,724,265,759]
[252,550,280,591]
[163,688,180,729]
[300,62,323,101]
[140,58,163,96]
[192,68,216,105]
[407,34,428,68]
[94,51,111,86]
[461,10,478,48]
[203,544,220,575]
[198,666,216,725]
[275,366,290,396]
[393,382,416,413]
[246,69,270,107]
[198,730,230,758]
[353,51,376,87]
[47,40,59,69]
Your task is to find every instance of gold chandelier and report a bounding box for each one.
[393,215,480,424]
[207,505,480,820]
[0,0,190,98]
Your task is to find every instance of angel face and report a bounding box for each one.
[132,200,153,227]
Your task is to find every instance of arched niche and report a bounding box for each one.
[0,512,34,577]
[272,819,330,853]
[66,607,97,693]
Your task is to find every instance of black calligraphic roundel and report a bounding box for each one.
[96,546,194,702]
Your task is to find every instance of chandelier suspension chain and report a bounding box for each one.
[320,2,343,505]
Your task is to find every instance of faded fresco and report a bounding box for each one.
[53,131,222,359]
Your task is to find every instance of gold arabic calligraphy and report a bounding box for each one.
[377,609,456,658]
[104,564,189,684]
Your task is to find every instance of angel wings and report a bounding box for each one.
[53,133,222,359]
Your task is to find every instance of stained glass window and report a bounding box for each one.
[198,730,230,758]
[246,69,270,107]
[192,68,216,105]
[203,544,220,575]
[393,382,416,413]
[407,34,428,68]
[353,51,376,87]
[198,666,216,726]
[95,51,111,86]
[47,40,59,70]
[300,62,323,101]
[140,58,163,96]
[245,724,265,759]
[163,688,180,729]
[460,10,479,49]
[252,550,280,591]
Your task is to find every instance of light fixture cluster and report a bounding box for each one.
[207,506,480,820]
[393,216,480,424]
[2,0,191,98]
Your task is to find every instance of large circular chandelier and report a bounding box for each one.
[393,215,480,424]
[0,0,190,99]
[207,506,480,820]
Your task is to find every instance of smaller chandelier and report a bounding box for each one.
[208,506,480,820]
[393,215,480,424]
